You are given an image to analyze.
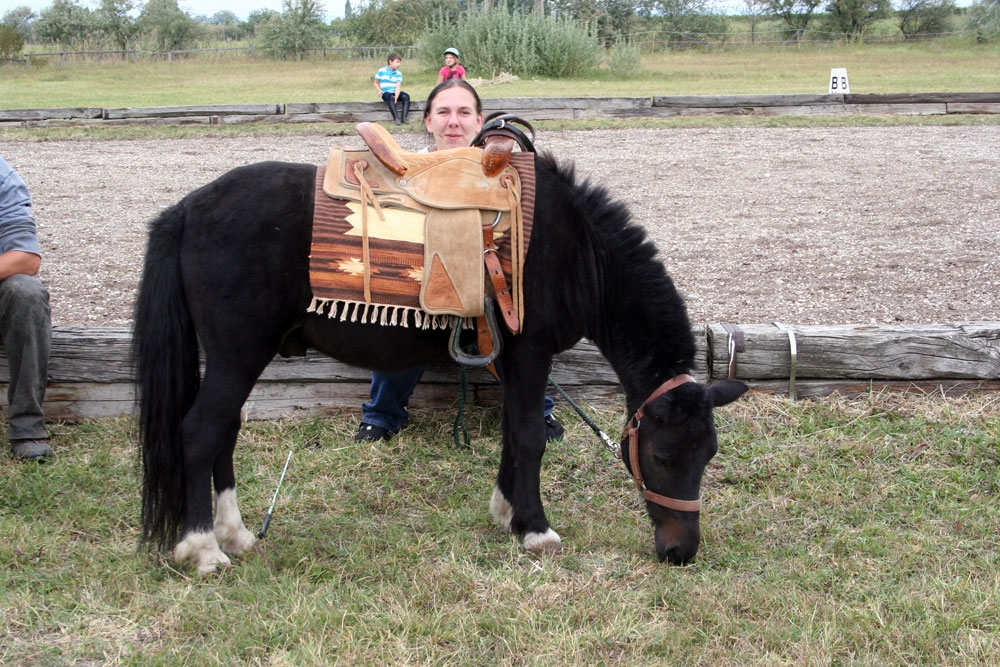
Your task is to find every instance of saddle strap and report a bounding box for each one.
[482,221,520,335]
[353,161,386,303]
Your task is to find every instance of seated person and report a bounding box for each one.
[0,155,53,461]
[373,52,410,125]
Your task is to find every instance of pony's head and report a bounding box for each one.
[622,378,748,564]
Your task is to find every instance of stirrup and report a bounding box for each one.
[449,298,503,367]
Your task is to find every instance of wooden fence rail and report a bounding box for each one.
[3,93,999,129]
[1,323,997,423]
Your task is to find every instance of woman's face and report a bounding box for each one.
[424,86,483,151]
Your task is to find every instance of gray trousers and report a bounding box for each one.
[0,274,51,441]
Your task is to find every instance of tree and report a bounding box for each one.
[742,0,768,42]
[2,6,36,43]
[258,0,328,60]
[765,0,823,38]
[246,8,280,36]
[208,9,245,40]
[0,24,26,57]
[967,0,999,42]
[896,0,954,39]
[34,0,95,48]
[139,0,201,50]
[824,0,890,40]
[347,0,460,46]
[96,0,140,52]
[637,0,729,46]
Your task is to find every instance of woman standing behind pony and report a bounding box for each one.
[436,47,466,84]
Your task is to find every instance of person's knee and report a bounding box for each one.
[0,275,51,322]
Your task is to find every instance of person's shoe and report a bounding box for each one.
[544,415,564,442]
[11,439,54,461]
[354,423,393,442]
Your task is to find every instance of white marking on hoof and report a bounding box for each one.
[523,528,562,553]
[214,488,257,555]
[489,485,513,531]
[174,531,231,575]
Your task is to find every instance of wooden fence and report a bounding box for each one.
[3,93,999,129]
[1,323,997,423]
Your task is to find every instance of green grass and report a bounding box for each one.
[4,41,999,111]
[2,392,999,664]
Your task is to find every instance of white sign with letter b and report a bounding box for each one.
[829,68,850,94]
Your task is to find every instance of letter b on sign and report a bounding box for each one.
[829,68,850,94]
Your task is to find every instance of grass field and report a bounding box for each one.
[2,392,999,664]
[4,41,1000,110]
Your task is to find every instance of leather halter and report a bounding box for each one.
[621,374,703,513]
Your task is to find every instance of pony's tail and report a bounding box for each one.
[133,202,201,552]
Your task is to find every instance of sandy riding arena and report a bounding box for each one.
[4,125,997,329]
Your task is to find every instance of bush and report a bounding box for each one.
[0,23,25,57]
[605,37,644,77]
[421,3,601,78]
[967,0,1000,42]
[896,0,955,39]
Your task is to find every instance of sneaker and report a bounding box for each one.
[544,415,564,442]
[11,439,54,461]
[354,423,393,442]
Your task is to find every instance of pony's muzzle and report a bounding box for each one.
[654,515,701,565]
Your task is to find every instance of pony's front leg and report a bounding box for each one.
[489,355,562,553]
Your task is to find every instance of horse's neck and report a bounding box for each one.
[588,260,695,413]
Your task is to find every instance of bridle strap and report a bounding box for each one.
[622,374,703,513]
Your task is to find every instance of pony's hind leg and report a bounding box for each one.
[174,368,264,574]
[212,444,256,555]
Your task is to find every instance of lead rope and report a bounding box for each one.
[450,374,617,454]
[549,377,619,455]
[452,367,472,449]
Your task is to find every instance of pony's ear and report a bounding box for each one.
[707,380,749,407]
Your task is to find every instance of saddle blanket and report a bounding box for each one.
[308,152,536,329]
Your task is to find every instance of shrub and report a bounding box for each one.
[967,0,1000,42]
[0,23,25,58]
[421,3,601,78]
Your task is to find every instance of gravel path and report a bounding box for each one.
[3,125,997,328]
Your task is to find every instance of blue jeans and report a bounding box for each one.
[362,368,556,433]
[0,274,51,442]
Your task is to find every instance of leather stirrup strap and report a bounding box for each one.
[353,160,386,304]
[482,220,520,335]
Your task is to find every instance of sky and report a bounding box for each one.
[10,0,348,22]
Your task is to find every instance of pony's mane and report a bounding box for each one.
[537,153,696,380]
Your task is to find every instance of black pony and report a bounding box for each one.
[134,153,747,574]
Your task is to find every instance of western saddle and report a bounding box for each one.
[318,118,536,366]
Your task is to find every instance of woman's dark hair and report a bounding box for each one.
[423,79,482,120]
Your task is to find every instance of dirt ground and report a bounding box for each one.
[3,125,997,328]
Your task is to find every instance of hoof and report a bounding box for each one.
[523,528,562,553]
[217,526,257,556]
[489,485,513,531]
[174,531,232,575]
